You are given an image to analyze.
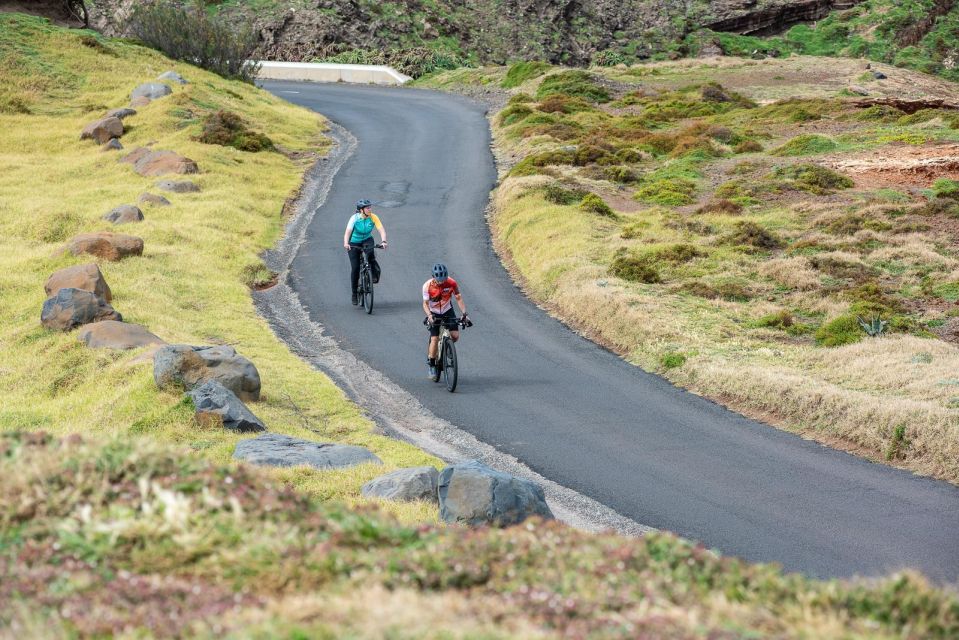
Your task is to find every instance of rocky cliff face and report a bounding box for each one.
[705,0,865,35]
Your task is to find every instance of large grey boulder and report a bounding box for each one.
[158,71,188,85]
[77,321,165,350]
[41,288,121,332]
[153,344,261,401]
[362,466,439,503]
[188,380,265,433]
[438,461,553,527]
[131,82,172,101]
[233,433,381,469]
[103,204,144,225]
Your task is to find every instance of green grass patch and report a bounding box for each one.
[501,60,550,88]
[771,134,838,156]
[535,70,610,103]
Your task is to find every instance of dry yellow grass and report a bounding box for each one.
[0,13,439,522]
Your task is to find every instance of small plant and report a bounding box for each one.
[634,178,697,206]
[725,221,784,249]
[733,140,763,153]
[502,61,551,88]
[542,183,587,205]
[697,199,744,215]
[609,252,661,283]
[771,134,838,156]
[885,424,909,461]
[932,178,959,200]
[815,314,862,347]
[580,193,616,217]
[499,103,533,126]
[536,70,611,103]
[660,351,687,369]
[772,163,853,194]
[857,315,888,337]
[195,110,273,152]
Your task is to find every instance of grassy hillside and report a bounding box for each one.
[4,430,958,638]
[0,12,439,521]
[697,0,959,82]
[417,57,959,483]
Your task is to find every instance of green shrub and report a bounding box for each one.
[932,178,959,200]
[574,144,614,166]
[750,310,794,330]
[543,183,587,205]
[609,252,661,283]
[660,351,687,369]
[509,149,576,176]
[195,110,273,152]
[502,61,551,88]
[508,93,535,104]
[771,134,838,156]
[499,103,533,126]
[697,199,743,215]
[536,70,611,103]
[656,243,706,263]
[932,282,959,302]
[635,178,697,205]
[128,1,259,81]
[592,50,629,66]
[681,279,752,301]
[815,314,863,347]
[725,221,784,249]
[580,193,616,217]
[913,198,959,217]
[605,166,639,183]
[772,164,853,194]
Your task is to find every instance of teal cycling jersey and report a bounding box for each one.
[348,212,383,244]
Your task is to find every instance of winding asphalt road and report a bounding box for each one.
[262,80,959,581]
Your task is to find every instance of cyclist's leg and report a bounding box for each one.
[348,245,362,294]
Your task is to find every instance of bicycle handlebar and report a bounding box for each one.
[424,315,472,328]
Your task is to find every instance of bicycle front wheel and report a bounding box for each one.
[443,337,458,392]
[362,270,374,314]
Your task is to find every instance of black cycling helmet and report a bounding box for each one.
[356,198,372,211]
[432,263,448,281]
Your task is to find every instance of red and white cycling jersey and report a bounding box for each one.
[423,277,459,314]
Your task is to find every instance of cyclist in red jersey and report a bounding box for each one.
[423,263,469,378]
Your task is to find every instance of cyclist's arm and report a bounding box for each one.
[422,283,433,321]
[372,214,387,245]
[454,291,467,316]
[343,217,355,249]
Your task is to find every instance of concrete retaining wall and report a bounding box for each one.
[256,61,412,85]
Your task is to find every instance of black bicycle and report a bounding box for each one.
[356,242,385,314]
[426,316,471,392]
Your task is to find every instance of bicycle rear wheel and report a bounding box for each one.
[362,270,373,314]
[443,337,458,392]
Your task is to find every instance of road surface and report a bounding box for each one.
[262,80,959,582]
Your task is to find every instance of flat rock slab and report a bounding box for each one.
[106,108,136,120]
[41,288,121,332]
[121,147,152,166]
[362,466,439,502]
[158,71,188,85]
[438,461,553,527]
[66,232,143,261]
[189,380,266,433]
[45,263,112,301]
[103,204,144,225]
[138,193,171,207]
[156,180,200,193]
[101,138,123,152]
[133,150,199,177]
[78,320,165,350]
[154,344,261,401]
[233,433,381,469]
[80,116,123,144]
[131,82,172,101]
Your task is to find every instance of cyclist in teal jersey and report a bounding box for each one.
[343,199,388,305]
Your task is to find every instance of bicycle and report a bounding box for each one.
[425,315,471,392]
[355,242,385,314]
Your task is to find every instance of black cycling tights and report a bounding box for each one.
[348,238,380,293]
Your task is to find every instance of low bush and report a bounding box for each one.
[499,103,533,126]
[128,1,259,82]
[733,140,763,153]
[580,193,616,217]
[609,252,661,283]
[592,50,630,66]
[771,134,838,156]
[660,351,687,369]
[809,254,877,282]
[750,309,794,330]
[772,163,853,194]
[815,314,863,346]
[537,94,593,114]
[681,279,753,301]
[536,70,611,103]
[725,221,784,249]
[509,149,576,176]
[635,178,697,205]
[195,110,274,152]
[605,166,639,183]
[913,198,959,217]
[543,183,587,205]
[932,178,959,200]
[502,61,551,88]
[697,199,743,215]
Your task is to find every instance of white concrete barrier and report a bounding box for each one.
[255,61,412,85]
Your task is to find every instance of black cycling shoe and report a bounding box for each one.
[351,292,358,305]
[373,274,380,284]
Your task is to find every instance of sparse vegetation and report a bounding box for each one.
[579,192,616,216]
[195,109,274,151]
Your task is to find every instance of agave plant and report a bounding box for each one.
[857,315,888,337]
